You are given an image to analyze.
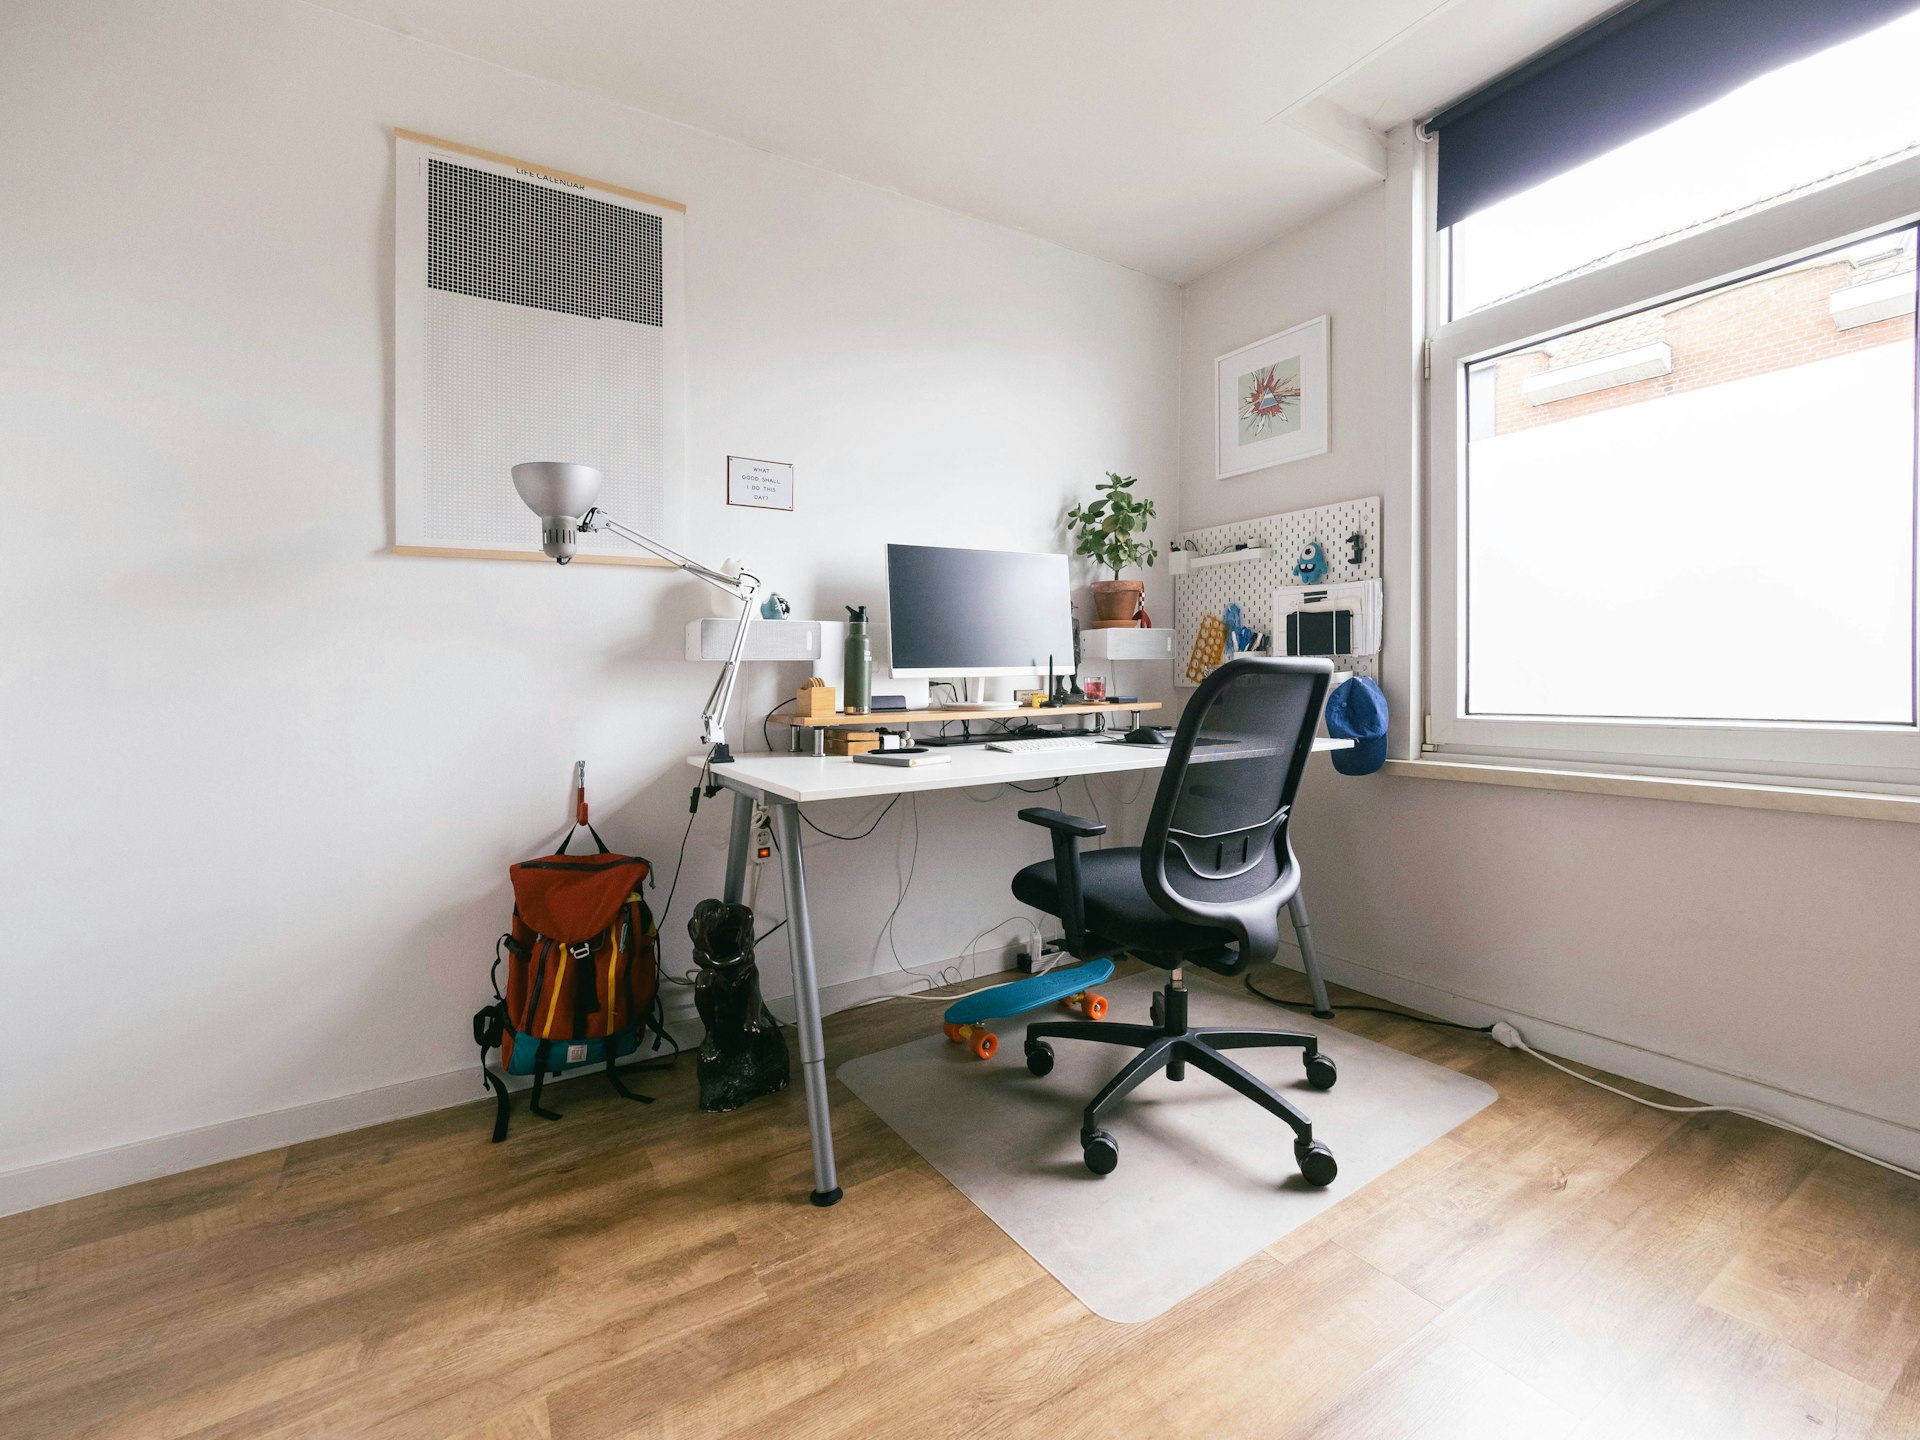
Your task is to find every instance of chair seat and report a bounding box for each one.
[1013,846,1241,970]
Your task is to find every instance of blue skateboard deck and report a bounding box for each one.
[942,960,1116,1058]
[944,959,1114,1024]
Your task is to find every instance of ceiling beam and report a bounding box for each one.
[1279,96,1389,181]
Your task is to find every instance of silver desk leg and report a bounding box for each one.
[723,790,754,905]
[1287,889,1335,1018]
[768,801,842,1206]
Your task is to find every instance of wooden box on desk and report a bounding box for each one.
[823,729,881,756]
[795,678,838,720]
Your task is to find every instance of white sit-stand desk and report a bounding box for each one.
[690,737,1349,1206]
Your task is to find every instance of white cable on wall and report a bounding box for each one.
[1490,1021,1920,1183]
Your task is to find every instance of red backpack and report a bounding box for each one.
[473,784,675,1140]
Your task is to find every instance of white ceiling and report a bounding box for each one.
[313,0,1622,283]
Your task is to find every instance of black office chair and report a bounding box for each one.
[1013,656,1340,1186]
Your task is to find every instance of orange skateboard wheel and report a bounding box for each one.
[970,1029,998,1060]
[1085,993,1108,1020]
[943,1021,962,1043]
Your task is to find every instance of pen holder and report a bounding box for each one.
[795,677,838,720]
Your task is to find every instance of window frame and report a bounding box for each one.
[1426,149,1920,790]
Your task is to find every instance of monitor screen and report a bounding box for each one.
[885,544,1076,678]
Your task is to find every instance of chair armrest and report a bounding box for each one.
[1017,809,1103,957]
[1017,807,1107,839]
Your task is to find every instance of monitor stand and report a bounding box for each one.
[935,675,1020,711]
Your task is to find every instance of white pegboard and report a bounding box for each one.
[1174,496,1381,688]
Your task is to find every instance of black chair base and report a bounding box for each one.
[1025,976,1339,1187]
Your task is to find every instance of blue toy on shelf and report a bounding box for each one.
[941,959,1116,1059]
[1292,540,1330,584]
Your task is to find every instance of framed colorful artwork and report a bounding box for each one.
[1214,315,1329,479]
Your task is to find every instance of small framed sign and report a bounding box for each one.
[727,455,795,511]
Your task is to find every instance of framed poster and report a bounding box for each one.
[1215,314,1329,479]
[727,455,795,510]
[391,130,686,565]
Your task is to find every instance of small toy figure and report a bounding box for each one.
[1293,540,1330,584]
[759,592,791,620]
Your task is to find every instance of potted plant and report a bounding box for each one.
[1067,472,1157,628]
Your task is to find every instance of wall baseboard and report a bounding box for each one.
[0,968,972,1219]
[1274,942,1920,1176]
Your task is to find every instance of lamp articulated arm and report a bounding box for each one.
[509,462,760,766]
[584,509,761,763]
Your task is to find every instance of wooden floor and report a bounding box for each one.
[5,969,1918,1439]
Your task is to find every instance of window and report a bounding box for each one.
[1428,13,1920,788]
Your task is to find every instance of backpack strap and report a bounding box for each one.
[540,943,570,1038]
[603,1038,655,1105]
[481,1063,510,1143]
[528,1040,562,1121]
[520,937,554,1033]
[555,822,610,855]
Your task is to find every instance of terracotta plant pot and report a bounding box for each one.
[1089,578,1145,629]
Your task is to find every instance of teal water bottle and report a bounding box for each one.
[844,606,872,714]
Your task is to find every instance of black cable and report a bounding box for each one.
[799,793,900,841]
[1009,776,1066,794]
[655,785,703,939]
[756,918,787,945]
[761,696,795,752]
[1243,975,1497,1033]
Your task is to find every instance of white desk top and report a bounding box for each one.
[693,737,1349,804]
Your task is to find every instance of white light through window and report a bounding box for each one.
[1464,231,1917,727]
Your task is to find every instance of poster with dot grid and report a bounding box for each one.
[392,132,685,563]
[1173,496,1381,688]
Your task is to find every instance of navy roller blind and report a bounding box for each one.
[1428,0,1919,229]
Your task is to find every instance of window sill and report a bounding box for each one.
[1381,757,1920,824]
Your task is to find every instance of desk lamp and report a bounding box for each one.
[510,461,760,765]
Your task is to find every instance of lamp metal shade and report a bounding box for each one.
[510,461,603,563]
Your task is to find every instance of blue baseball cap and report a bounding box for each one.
[1325,676,1388,776]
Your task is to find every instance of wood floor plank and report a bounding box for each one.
[1869,1342,1920,1440]
[1701,1149,1920,1391]
[449,1397,553,1440]
[1435,1111,1825,1417]
[1568,1305,1885,1440]
[1335,1072,1682,1308]
[1291,1324,1579,1440]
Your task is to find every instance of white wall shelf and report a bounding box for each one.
[1168,546,1269,575]
[1079,627,1174,661]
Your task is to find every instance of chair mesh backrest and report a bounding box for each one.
[1141,658,1331,920]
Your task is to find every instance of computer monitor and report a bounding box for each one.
[885,543,1076,680]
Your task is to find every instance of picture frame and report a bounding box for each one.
[726,455,795,511]
[1214,314,1329,479]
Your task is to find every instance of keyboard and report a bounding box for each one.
[985,735,1104,753]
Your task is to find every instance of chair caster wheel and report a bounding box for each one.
[1082,1129,1119,1176]
[1305,1053,1337,1090]
[1025,1040,1055,1077]
[1294,1139,1337,1187]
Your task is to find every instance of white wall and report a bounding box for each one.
[1180,167,1920,1168]
[0,0,1179,1205]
